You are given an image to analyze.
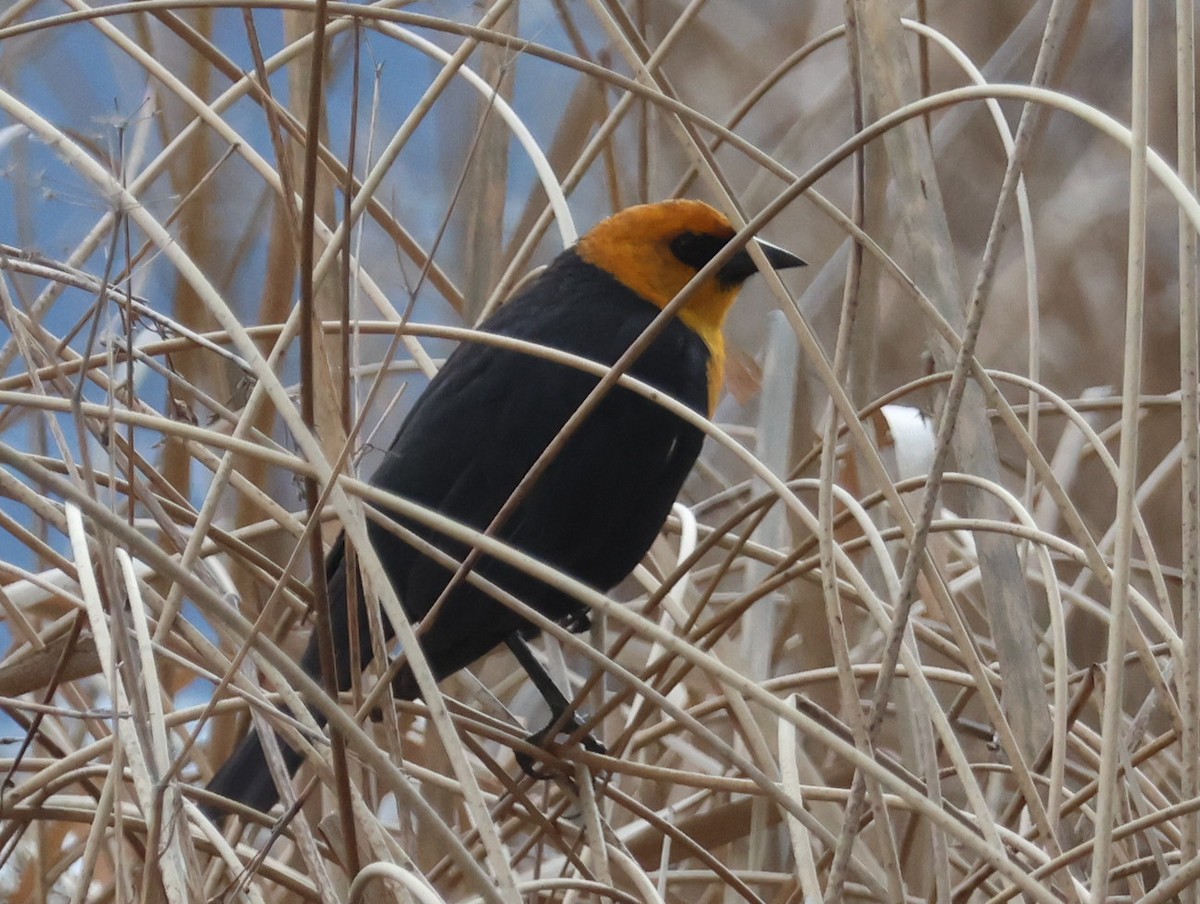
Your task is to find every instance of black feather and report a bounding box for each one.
[205,251,709,816]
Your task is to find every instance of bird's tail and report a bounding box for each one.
[202,623,327,818]
[202,547,385,820]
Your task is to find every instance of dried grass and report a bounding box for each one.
[0,1,1196,902]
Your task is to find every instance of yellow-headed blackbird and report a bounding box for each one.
[205,199,805,815]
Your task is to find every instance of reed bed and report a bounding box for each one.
[0,2,1195,902]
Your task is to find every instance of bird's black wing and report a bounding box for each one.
[371,255,710,688]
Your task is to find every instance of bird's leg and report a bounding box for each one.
[504,632,605,778]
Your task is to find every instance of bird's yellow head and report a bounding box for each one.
[575,199,804,412]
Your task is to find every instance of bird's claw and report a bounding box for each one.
[516,711,606,779]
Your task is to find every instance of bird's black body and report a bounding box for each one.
[206,251,710,814]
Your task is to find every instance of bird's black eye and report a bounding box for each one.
[669,231,731,271]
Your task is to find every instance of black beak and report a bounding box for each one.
[718,238,806,286]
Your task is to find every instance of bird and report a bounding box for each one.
[203,199,805,817]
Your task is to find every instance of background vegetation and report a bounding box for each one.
[0,1,1195,902]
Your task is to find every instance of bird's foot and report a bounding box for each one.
[516,711,606,779]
